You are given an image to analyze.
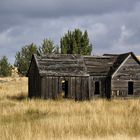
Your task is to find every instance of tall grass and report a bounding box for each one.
[0,77,140,140]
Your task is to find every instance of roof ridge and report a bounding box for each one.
[104,52,133,56]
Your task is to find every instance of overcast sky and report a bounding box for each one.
[0,0,140,63]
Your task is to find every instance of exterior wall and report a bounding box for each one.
[38,75,111,100]
[111,55,140,98]
[89,76,110,99]
[28,60,41,98]
[40,76,89,101]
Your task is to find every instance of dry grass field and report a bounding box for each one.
[0,77,140,140]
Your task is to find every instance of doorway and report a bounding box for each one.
[94,81,100,95]
[128,81,133,95]
[62,80,68,98]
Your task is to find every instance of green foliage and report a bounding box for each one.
[38,38,59,55]
[14,43,38,75]
[14,30,92,75]
[0,56,12,77]
[61,29,92,55]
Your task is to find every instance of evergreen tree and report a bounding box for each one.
[60,29,92,55]
[38,38,59,55]
[0,56,12,77]
[81,31,92,55]
[14,43,38,75]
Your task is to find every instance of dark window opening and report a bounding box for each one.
[62,80,68,98]
[95,81,100,95]
[128,81,133,95]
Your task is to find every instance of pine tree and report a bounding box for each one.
[81,31,92,55]
[60,29,92,55]
[38,38,56,55]
[14,43,38,75]
[0,56,12,77]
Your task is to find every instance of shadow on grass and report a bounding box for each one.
[1,109,48,124]
[6,93,28,101]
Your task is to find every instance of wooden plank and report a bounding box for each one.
[58,77,62,97]
[41,77,46,99]
[112,81,128,88]
[75,77,82,101]
[112,87,128,90]
[71,77,75,99]
[70,77,73,99]
[47,77,50,99]
[36,73,39,97]
[51,77,58,99]
[52,77,55,99]
[68,77,71,98]
[50,77,53,99]
[81,77,89,100]
[38,76,41,98]
[101,79,106,97]
[54,77,59,99]
[83,77,89,100]
[89,76,94,99]
[81,77,84,100]
[45,77,48,99]
[47,77,52,99]
[28,76,32,98]
[86,78,89,100]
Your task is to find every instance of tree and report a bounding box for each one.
[38,38,59,55]
[60,29,92,55]
[0,56,12,77]
[14,43,38,75]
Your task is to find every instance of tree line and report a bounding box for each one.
[1,29,93,76]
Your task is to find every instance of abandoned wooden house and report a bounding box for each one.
[27,52,140,100]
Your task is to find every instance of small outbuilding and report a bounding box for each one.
[27,52,140,100]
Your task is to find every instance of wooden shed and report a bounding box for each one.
[27,52,140,100]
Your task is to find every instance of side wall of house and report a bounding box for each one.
[28,59,41,98]
[40,76,89,101]
[89,76,110,99]
[112,55,140,98]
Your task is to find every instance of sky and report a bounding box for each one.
[0,0,140,64]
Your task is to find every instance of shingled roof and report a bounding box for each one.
[27,52,139,77]
[31,54,88,76]
[83,55,117,76]
[104,52,140,76]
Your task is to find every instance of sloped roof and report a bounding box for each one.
[83,52,135,76]
[104,52,130,75]
[83,55,117,76]
[103,52,140,76]
[33,54,88,76]
[27,52,140,77]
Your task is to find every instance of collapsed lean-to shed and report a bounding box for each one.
[27,52,140,100]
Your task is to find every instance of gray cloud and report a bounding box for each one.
[0,0,139,18]
[0,0,140,63]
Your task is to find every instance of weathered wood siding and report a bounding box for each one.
[40,76,89,101]
[112,55,140,98]
[89,76,110,99]
[28,59,41,98]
